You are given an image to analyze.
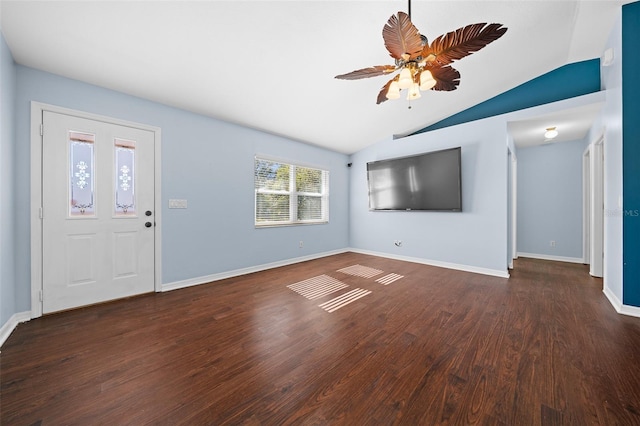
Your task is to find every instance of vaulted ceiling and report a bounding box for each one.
[0,1,627,154]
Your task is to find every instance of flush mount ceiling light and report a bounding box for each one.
[544,127,559,139]
[335,0,507,105]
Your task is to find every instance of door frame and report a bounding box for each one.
[583,132,604,278]
[582,146,591,265]
[508,147,517,269]
[30,102,162,318]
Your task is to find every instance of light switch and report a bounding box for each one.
[169,199,188,209]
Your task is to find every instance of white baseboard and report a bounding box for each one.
[162,247,510,292]
[603,287,640,318]
[162,248,349,292]
[619,304,640,318]
[348,248,510,278]
[517,252,584,264]
[0,311,31,348]
[604,286,623,311]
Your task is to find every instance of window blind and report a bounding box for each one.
[255,157,329,226]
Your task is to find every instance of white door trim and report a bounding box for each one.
[30,102,162,318]
[589,134,605,278]
[510,151,518,266]
[582,146,591,265]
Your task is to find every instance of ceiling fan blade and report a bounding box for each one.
[422,23,507,66]
[376,78,395,104]
[383,11,424,60]
[429,66,461,91]
[335,65,397,80]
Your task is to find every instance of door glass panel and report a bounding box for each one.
[115,138,136,215]
[69,131,95,216]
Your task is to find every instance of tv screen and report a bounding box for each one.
[367,147,462,211]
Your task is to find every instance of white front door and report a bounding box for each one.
[42,111,156,313]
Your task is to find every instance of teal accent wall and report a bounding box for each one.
[414,59,601,134]
[623,2,640,307]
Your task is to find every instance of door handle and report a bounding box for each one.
[145,222,153,228]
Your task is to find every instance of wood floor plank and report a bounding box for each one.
[2,254,640,425]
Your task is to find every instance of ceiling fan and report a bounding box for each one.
[335,3,508,105]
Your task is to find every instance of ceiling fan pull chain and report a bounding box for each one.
[408,0,411,20]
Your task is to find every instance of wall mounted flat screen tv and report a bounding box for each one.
[367,147,462,211]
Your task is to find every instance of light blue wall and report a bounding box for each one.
[349,91,605,276]
[1,30,17,325]
[517,138,588,259]
[13,66,350,312]
[587,2,640,308]
[590,9,623,304]
[2,3,634,322]
[349,119,509,276]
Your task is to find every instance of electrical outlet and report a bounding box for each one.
[299,241,304,248]
[550,240,556,247]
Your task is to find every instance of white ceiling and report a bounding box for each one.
[0,1,626,154]
[508,102,604,149]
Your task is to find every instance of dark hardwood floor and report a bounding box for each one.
[2,253,640,425]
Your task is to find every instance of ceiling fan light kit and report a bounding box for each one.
[335,3,507,106]
[398,68,413,89]
[419,70,437,91]
[386,80,401,99]
[408,82,422,100]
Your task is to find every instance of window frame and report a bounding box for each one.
[254,156,329,228]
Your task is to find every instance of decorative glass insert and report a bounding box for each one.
[69,131,95,216]
[115,139,136,215]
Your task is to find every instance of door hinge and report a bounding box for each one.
[40,123,43,136]
[39,290,43,302]
[39,207,43,219]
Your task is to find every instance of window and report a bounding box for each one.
[255,157,329,227]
